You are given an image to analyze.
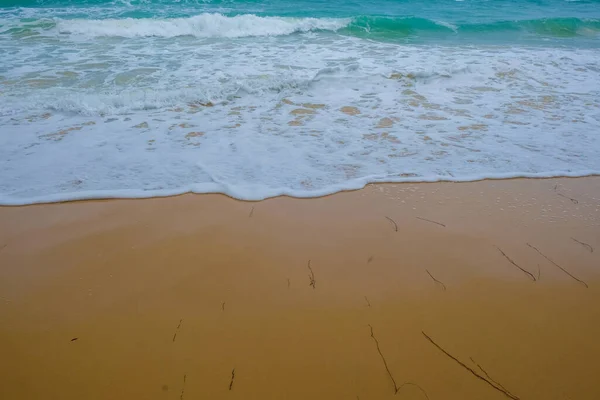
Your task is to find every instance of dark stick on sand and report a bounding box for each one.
[308,260,316,289]
[229,369,235,390]
[172,319,183,342]
[527,243,588,288]
[426,269,447,291]
[385,216,398,232]
[422,331,519,400]
[416,217,446,227]
[495,247,536,281]
[571,237,593,253]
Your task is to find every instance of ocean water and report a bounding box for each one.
[1,0,599,204]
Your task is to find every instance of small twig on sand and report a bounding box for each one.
[364,296,371,307]
[422,331,519,400]
[222,302,226,311]
[249,206,254,218]
[385,216,398,232]
[426,269,447,291]
[172,319,183,342]
[557,193,579,204]
[308,260,316,289]
[527,243,588,288]
[368,325,428,397]
[229,369,235,391]
[368,324,399,394]
[495,247,536,281]
[554,185,578,204]
[396,382,431,400]
[70,337,78,342]
[470,357,510,393]
[180,374,186,400]
[571,237,593,253]
[416,217,446,228]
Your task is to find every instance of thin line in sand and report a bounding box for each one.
[527,243,588,288]
[422,331,519,400]
[416,217,446,227]
[495,247,536,281]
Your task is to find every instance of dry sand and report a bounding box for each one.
[1,177,599,400]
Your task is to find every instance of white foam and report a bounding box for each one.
[56,13,351,38]
[2,24,600,205]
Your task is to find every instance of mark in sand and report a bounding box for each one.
[495,246,536,281]
[416,217,446,227]
[385,216,398,232]
[70,337,78,342]
[249,206,254,218]
[172,319,183,342]
[422,331,519,400]
[287,278,291,289]
[553,185,578,204]
[527,243,588,288]
[222,302,226,311]
[364,296,371,307]
[0,243,6,253]
[308,260,316,289]
[470,357,511,394]
[425,269,447,291]
[571,237,593,253]
[180,374,186,400]
[229,368,235,390]
[367,255,374,264]
[368,325,429,398]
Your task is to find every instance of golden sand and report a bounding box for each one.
[1,178,599,399]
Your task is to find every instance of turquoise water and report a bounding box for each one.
[2,0,600,44]
[1,0,600,203]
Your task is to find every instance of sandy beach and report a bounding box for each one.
[1,177,599,400]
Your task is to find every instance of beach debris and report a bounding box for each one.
[229,369,235,390]
[368,325,429,398]
[385,216,398,232]
[470,357,511,394]
[308,260,316,289]
[222,302,226,311]
[426,269,447,291]
[527,243,588,288]
[172,319,183,342]
[70,337,78,342]
[495,247,536,281]
[422,331,519,400]
[249,206,254,218]
[416,217,446,228]
[553,185,578,204]
[364,296,371,307]
[180,374,186,400]
[571,237,593,253]
[368,324,399,394]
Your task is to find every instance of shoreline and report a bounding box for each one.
[1,177,599,399]
[1,172,599,206]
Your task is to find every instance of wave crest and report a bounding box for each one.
[56,13,350,38]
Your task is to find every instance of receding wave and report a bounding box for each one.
[48,14,600,39]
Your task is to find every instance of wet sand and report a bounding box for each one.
[1,177,599,400]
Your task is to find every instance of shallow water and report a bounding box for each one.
[1,0,599,203]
